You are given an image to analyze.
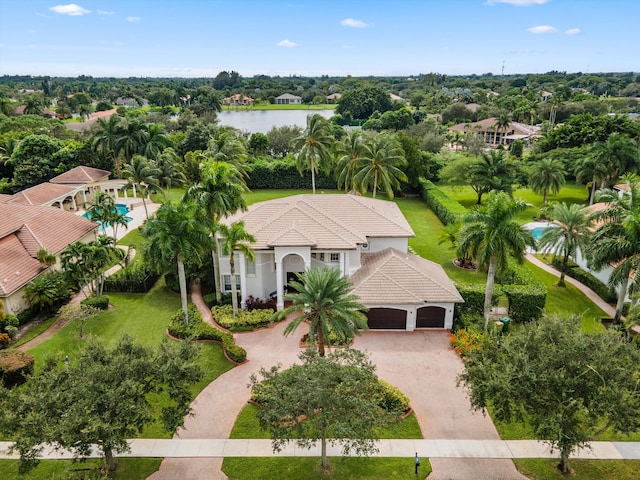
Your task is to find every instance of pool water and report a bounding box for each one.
[82,203,133,229]
[530,225,557,240]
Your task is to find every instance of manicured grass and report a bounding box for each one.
[230,404,423,440]
[11,316,57,348]
[0,458,161,480]
[118,227,146,251]
[244,188,323,205]
[222,457,431,480]
[222,104,337,111]
[514,459,640,480]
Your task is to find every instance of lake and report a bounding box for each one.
[217,109,335,134]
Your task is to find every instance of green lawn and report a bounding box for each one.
[0,458,161,480]
[222,457,430,480]
[515,459,640,480]
[11,316,57,348]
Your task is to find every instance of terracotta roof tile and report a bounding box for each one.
[50,165,111,184]
[7,183,79,206]
[0,234,44,296]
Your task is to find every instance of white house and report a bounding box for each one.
[274,93,302,105]
[219,194,463,330]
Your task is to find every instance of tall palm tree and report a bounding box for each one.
[538,203,593,287]
[335,130,367,192]
[183,160,248,303]
[590,133,640,188]
[469,150,516,204]
[495,113,511,146]
[87,191,128,242]
[588,174,640,321]
[91,115,123,175]
[206,127,250,179]
[528,157,566,204]
[155,147,186,196]
[143,123,172,160]
[142,202,211,323]
[115,118,148,164]
[23,95,43,115]
[276,267,368,357]
[122,155,161,219]
[293,114,333,194]
[218,221,256,317]
[458,192,536,329]
[574,155,609,205]
[352,133,407,198]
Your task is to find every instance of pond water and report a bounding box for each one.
[216,109,335,134]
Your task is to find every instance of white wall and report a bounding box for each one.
[368,237,408,254]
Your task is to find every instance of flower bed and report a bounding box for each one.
[211,305,277,332]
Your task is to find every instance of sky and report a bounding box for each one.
[0,0,638,78]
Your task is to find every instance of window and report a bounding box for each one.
[330,253,340,263]
[312,252,325,262]
[223,275,241,292]
[246,259,256,276]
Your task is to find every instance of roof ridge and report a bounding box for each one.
[348,196,414,235]
[398,250,462,298]
[268,223,317,246]
[18,223,45,256]
[297,197,367,245]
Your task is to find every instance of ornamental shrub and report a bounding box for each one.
[81,295,110,310]
[418,177,467,225]
[378,379,410,413]
[449,327,487,357]
[550,255,617,303]
[455,283,501,318]
[0,349,35,387]
[211,305,276,331]
[246,157,337,190]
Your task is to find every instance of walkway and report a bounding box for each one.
[525,254,616,317]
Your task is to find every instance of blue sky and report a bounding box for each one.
[1,0,638,77]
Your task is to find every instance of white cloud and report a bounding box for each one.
[127,16,141,23]
[49,4,90,16]
[277,39,299,48]
[97,10,115,15]
[527,25,557,34]
[565,28,581,35]
[341,18,370,28]
[487,0,550,5]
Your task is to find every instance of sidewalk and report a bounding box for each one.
[1,439,638,460]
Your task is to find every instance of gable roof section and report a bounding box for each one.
[350,248,463,305]
[0,234,44,296]
[224,194,414,250]
[7,183,78,206]
[50,165,111,184]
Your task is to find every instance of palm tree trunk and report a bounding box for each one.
[317,323,326,357]
[615,274,630,322]
[177,255,189,324]
[141,193,149,220]
[543,189,548,205]
[589,178,597,205]
[212,246,222,304]
[559,252,569,287]
[230,255,239,317]
[483,257,497,330]
[311,158,316,194]
[373,170,378,198]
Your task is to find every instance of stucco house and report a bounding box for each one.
[274,93,302,105]
[448,117,541,146]
[219,194,463,330]
[0,202,97,314]
[223,94,254,106]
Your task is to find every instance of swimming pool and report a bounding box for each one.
[82,203,133,229]
[524,222,557,241]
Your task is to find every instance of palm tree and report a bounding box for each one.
[155,148,186,196]
[458,192,536,329]
[292,114,333,194]
[61,236,119,297]
[528,157,566,204]
[183,160,248,304]
[91,115,123,175]
[36,248,57,272]
[87,192,128,242]
[122,155,161,219]
[218,221,256,317]
[335,130,367,192]
[276,267,368,357]
[78,103,93,122]
[574,155,609,205]
[0,97,14,116]
[142,202,211,323]
[143,123,172,160]
[352,133,407,198]
[115,118,148,164]
[23,95,43,115]
[206,127,251,179]
[538,203,593,287]
[469,150,516,204]
[590,133,640,188]
[495,113,511,146]
[588,174,640,321]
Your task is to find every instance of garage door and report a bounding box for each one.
[416,306,446,328]
[366,308,407,330]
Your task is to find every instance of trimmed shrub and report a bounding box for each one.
[0,350,34,387]
[211,305,276,331]
[246,157,337,190]
[502,284,547,323]
[550,255,617,303]
[378,379,410,413]
[418,177,467,225]
[454,283,501,318]
[168,306,247,363]
[245,295,276,311]
[17,306,38,325]
[104,264,159,293]
[449,327,487,357]
[81,295,109,310]
[203,292,234,308]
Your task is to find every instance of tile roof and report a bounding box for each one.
[7,183,80,206]
[50,165,111,184]
[0,234,44,296]
[350,248,464,305]
[224,194,414,250]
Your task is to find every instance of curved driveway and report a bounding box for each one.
[149,323,527,480]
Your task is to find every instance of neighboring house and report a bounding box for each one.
[15,105,57,118]
[65,108,118,132]
[390,93,410,106]
[115,97,149,107]
[326,93,342,103]
[448,117,541,146]
[220,194,463,330]
[0,203,97,314]
[465,103,481,113]
[541,90,553,101]
[223,94,254,106]
[274,93,302,105]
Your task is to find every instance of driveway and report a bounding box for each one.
[149,326,528,480]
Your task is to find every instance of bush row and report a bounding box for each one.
[417,177,467,225]
[454,283,501,319]
[0,349,34,388]
[80,295,109,310]
[550,255,617,303]
[246,157,337,190]
[168,306,247,363]
[104,265,159,293]
[211,305,276,332]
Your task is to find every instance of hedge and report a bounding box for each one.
[104,264,159,293]
[550,255,617,303]
[0,349,34,387]
[81,295,109,310]
[454,283,502,319]
[418,177,467,225]
[211,305,277,331]
[246,157,337,190]
[168,306,247,363]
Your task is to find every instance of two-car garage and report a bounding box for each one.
[365,306,446,330]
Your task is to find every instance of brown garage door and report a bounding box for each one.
[416,306,446,328]
[366,308,407,330]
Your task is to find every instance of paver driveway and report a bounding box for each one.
[149,323,527,480]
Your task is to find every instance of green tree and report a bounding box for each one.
[61,236,119,297]
[275,267,368,357]
[528,157,566,204]
[336,85,393,120]
[36,248,56,272]
[590,132,640,188]
[248,132,270,155]
[589,174,640,320]
[23,271,71,313]
[218,221,256,317]
[122,155,161,219]
[57,303,100,339]
[458,192,536,328]
[266,125,302,158]
[335,130,368,192]
[22,95,43,115]
[250,348,396,471]
[352,133,407,198]
[143,123,172,160]
[0,335,203,473]
[142,202,210,323]
[115,118,148,164]
[206,127,250,179]
[574,154,609,205]
[538,203,593,287]
[459,315,640,474]
[91,115,123,176]
[155,147,186,195]
[87,191,129,242]
[293,114,333,194]
[10,134,63,190]
[495,112,511,145]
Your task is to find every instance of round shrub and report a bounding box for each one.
[378,379,411,414]
[81,295,110,310]
[0,350,35,387]
[211,305,276,331]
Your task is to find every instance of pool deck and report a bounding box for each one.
[76,198,160,242]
